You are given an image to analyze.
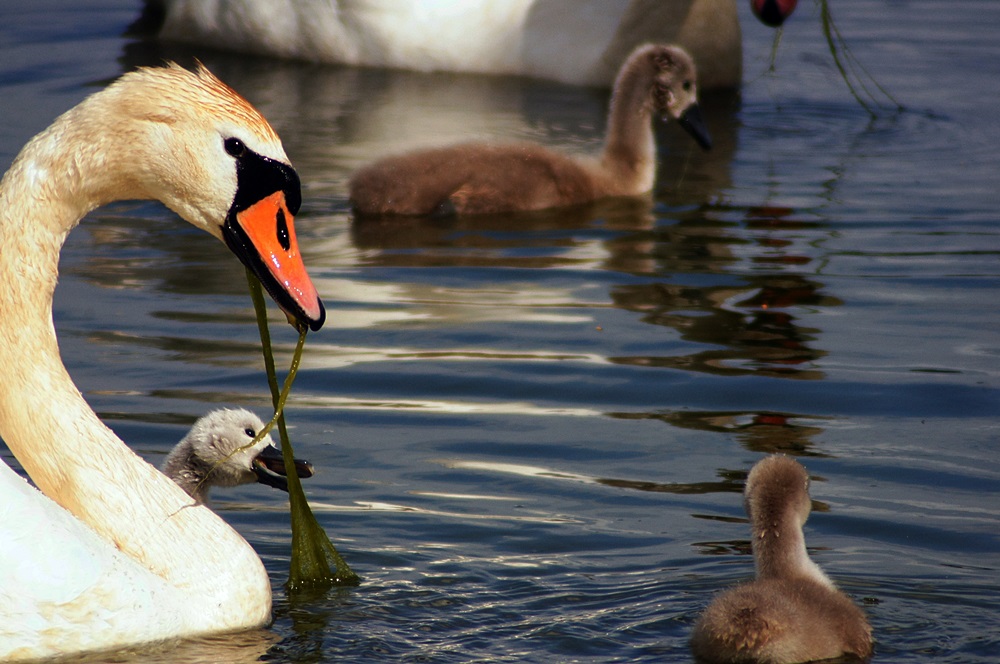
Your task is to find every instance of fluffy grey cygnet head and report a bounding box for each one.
[161,408,313,503]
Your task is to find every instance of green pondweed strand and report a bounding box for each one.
[816,0,902,117]
[764,0,903,118]
[246,268,360,591]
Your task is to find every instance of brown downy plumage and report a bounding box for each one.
[349,43,711,217]
[690,456,873,663]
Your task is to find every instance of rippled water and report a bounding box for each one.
[2,1,999,662]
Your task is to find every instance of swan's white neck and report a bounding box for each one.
[0,95,271,632]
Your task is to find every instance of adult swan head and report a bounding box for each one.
[0,63,324,660]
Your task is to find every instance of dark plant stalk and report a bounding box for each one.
[817,0,903,117]
[246,267,360,590]
[768,27,784,72]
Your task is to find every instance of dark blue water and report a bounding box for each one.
[1,0,998,661]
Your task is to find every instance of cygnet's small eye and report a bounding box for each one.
[244,427,256,438]
[682,80,693,92]
[225,137,247,158]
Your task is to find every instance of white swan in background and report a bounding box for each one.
[690,456,873,663]
[162,408,315,504]
[0,63,325,660]
[142,0,743,89]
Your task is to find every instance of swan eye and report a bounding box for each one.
[682,80,692,92]
[225,137,248,158]
[244,427,256,438]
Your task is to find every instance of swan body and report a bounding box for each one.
[690,456,873,663]
[0,64,324,660]
[349,44,711,217]
[162,408,315,504]
[144,0,742,90]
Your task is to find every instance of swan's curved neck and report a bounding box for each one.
[599,56,658,195]
[0,99,270,628]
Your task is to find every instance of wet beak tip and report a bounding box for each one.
[305,298,326,331]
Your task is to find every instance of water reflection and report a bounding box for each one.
[77,209,258,301]
[352,204,837,382]
[54,629,276,664]
[271,587,358,664]
[608,273,830,379]
[77,209,836,385]
[443,459,743,497]
[612,410,829,455]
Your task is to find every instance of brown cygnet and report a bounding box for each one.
[349,43,711,217]
[690,455,873,663]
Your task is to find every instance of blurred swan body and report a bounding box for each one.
[349,44,711,217]
[690,456,873,663]
[0,63,323,660]
[145,0,742,89]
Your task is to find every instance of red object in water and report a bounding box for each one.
[751,0,798,27]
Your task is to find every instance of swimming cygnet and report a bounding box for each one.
[690,455,873,663]
[348,43,712,217]
[161,408,314,503]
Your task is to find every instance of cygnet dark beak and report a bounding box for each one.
[676,104,713,151]
[251,443,315,492]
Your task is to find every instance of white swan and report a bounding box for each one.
[0,63,325,660]
[690,456,873,663]
[162,408,315,504]
[142,0,742,90]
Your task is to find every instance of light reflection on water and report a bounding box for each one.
[2,0,999,662]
